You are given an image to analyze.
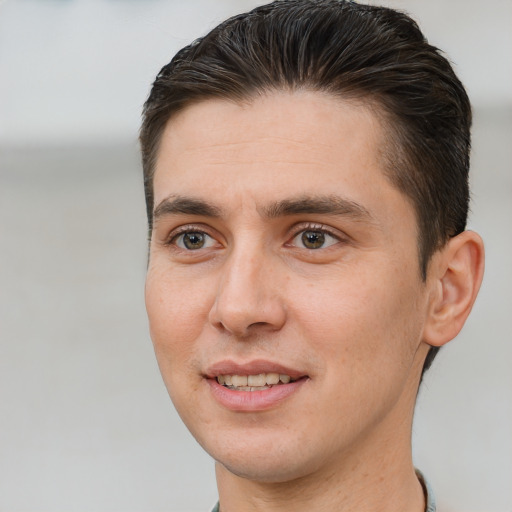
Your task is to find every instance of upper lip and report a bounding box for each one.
[205,359,306,380]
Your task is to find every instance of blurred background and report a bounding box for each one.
[0,0,510,511]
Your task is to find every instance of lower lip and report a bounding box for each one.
[207,378,308,412]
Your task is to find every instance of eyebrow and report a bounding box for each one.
[262,195,373,221]
[153,194,373,223]
[153,195,222,221]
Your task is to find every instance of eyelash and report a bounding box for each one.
[164,223,344,251]
[165,224,216,246]
[288,223,343,249]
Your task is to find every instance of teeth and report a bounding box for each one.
[247,374,266,387]
[216,372,295,388]
[266,373,280,385]
[231,375,247,387]
[237,386,270,391]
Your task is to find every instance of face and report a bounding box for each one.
[145,91,432,483]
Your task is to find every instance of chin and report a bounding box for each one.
[198,426,326,484]
[217,454,316,484]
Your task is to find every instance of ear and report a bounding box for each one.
[423,230,485,347]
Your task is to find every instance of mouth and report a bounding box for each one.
[216,372,297,391]
[205,361,308,411]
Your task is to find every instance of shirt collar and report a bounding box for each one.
[416,469,437,512]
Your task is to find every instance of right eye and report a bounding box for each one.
[173,231,217,250]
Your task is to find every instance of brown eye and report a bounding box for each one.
[301,230,325,249]
[291,229,339,250]
[174,231,215,250]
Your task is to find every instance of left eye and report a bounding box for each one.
[173,231,217,250]
[292,229,339,250]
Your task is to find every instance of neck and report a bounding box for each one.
[215,355,427,512]
[216,448,424,512]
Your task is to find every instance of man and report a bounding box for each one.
[140,1,484,510]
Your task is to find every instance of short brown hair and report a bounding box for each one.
[140,0,472,372]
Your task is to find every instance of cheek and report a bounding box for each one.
[145,265,213,370]
[290,259,424,373]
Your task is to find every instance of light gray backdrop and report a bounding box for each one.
[1,1,511,511]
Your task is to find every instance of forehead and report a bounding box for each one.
[152,91,412,229]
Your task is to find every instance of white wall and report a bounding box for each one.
[0,0,511,145]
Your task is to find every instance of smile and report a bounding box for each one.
[217,373,294,391]
[205,361,308,411]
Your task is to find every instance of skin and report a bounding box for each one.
[145,91,484,512]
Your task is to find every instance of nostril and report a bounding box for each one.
[248,321,268,329]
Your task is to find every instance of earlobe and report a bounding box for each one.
[423,231,485,347]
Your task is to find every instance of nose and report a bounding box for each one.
[208,247,287,338]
